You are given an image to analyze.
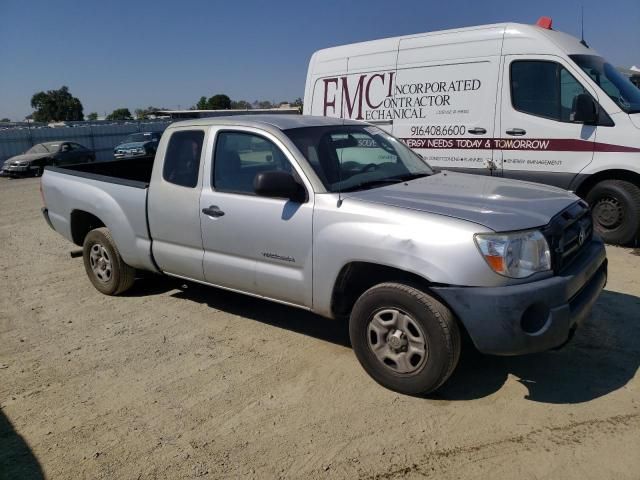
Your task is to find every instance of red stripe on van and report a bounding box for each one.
[400,137,640,153]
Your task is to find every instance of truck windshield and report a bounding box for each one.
[284,125,433,192]
[570,54,640,114]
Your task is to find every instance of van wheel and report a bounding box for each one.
[349,283,460,395]
[586,180,640,245]
[82,227,136,295]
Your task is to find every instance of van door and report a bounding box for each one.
[199,127,314,307]
[499,55,597,188]
[392,33,502,175]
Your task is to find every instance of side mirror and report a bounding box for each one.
[254,171,306,202]
[61,144,70,152]
[571,93,598,124]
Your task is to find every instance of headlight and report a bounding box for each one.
[474,230,551,278]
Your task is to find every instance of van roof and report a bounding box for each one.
[167,114,364,131]
[310,22,596,65]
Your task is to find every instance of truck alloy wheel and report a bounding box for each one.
[367,308,428,374]
[349,282,460,395]
[82,227,136,295]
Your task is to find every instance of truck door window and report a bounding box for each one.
[163,130,204,188]
[213,131,293,194]
[511,60,586,122]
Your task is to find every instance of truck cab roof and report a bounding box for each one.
[167,114,363,132]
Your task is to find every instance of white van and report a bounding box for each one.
[303,18,640,245]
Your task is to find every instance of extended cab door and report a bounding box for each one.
[498,55,597,187]
[147,127,207,280]
[199,127,314,307]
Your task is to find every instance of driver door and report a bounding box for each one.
[199,127,314,307]
[499,55,598,188]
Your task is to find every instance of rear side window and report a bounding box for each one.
[511,60,586,122]
[163,130,204,188]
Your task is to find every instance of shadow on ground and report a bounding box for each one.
[125,276,639,404]
[436,289,640,403]
[0,409,44,480]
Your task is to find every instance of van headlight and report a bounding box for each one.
[474,230,551,278]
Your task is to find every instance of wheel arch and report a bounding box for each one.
[70,210,105,246]
[573,169,640,198]
[331,261,442,318]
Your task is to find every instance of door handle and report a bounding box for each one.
[468,127,487,135]
[505,128,526,136]
[202,205,225,217]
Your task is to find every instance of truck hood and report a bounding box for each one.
[3,153,50,165]
[346,171,578,232]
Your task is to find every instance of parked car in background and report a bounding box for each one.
[114,132,162,159]
[1,141,95,177]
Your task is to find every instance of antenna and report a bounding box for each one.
[580,5,589,47]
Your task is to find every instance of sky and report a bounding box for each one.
[0,0,638,120]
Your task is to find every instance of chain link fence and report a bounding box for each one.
[0,119,174,163]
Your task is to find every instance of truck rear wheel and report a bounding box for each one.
[349,282,460,395]
[586,180,640,245]
[82,227,136,295]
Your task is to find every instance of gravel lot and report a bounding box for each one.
[1,176,639,479]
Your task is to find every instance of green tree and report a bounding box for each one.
[106,108,133,121]
[30,86,84,122]
[134,106,165,119]
[87,112,98,121]
[292,97,303,111]
[230,100,252,110]
[206,94,231,110]
[0,117,10,122]
[195,96,208,110]
[254,100,273,109]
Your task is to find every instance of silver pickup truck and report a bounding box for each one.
[41,115,607,395]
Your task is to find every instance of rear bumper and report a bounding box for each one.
[432,237,607,355]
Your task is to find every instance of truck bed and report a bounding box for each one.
[46,157,155,188]
[41,157,157,273]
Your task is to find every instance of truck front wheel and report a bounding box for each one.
[586,180,640,245]
[349,283,461,395]
[82,227,136,295]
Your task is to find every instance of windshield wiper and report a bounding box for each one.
[341,178,404,192]
[340,173,431,192]
[389,173,431,182]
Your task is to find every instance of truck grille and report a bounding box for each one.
[542,200,593,273]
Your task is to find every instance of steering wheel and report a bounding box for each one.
[361,163,379,173]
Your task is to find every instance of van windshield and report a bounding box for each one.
[570,55,640,114]
[284,125,433,192]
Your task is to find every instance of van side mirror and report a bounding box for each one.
[571,93,598,124]
[254,171,306,202]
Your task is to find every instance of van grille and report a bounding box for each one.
[542,201,593,273]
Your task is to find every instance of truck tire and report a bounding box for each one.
[586,180,640,245]
[82,227,136,295]
[349,282,461,395]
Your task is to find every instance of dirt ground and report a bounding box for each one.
[1,176,639,480]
